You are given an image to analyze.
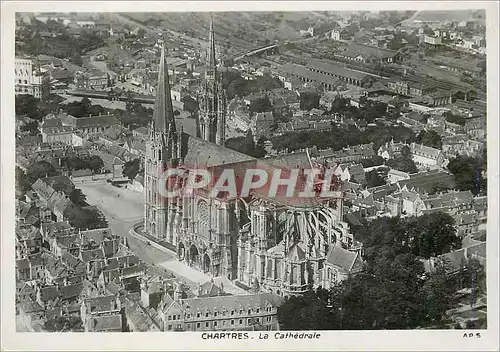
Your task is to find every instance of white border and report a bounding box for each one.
[1,2,499,351]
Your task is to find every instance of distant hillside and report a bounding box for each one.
[124,12,329,46]
[405,10,485,24]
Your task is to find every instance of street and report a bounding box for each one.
[76,182,173,264]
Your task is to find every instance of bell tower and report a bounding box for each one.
[197,14,227,146]
[144,39,182,244]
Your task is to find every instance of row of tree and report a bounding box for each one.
[272,124,416,153]
[61,155,104,173]
[221,71,283,100]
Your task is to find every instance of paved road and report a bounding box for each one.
[76,182,173,264]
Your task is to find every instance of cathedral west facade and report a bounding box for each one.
[143,18,362,297]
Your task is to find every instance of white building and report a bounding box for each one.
[15,57,50,100]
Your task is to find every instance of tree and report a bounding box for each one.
[251,136,268,158]
[299,91,320,110]
[443,111,466,126]
[20,121,40,135]
[365,169,386,188]
[26,161,57,183]
[123,158,141,180]
[407,212,461,259]
[360,156,385,168]
[421,265,456,326]
[416,130,442,149]
[15,95,46,120]
[276,211,462,330]
[387,155,418,174]
[64,204,108,230]
[430,182,453,194]
[330,97,349,113]
[249,97,272,114]
[88,155,104,173]
[69,188,88,206]
[278,290,338,330]
[181,96,199,115]
[448,156,486,196]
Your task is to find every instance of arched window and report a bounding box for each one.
[198,200,209,238]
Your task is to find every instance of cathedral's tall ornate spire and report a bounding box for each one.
[153,39,177,137]
[206,13,216,76]
[197,14,227,146]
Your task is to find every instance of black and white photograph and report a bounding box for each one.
[1,1,498,351]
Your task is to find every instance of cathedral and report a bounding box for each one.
[143,17,363,297]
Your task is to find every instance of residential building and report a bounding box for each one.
[250,112,274,141]
[424,35,442,47]
[75,70,110,90]
[410,142,445,168]
[15,57,51,100]
[81,295,123,332]
[340,43,398,64]
[59,112,120,137]
[331,29,350,41]
[158,289,283,331]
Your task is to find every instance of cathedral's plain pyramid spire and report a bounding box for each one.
[153,39,177,135]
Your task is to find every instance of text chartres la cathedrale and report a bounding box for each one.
[201,332,322,340]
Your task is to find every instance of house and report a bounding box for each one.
[465,117,486,141]
[157,288,283,331]
[170,84,187,102]
[331,28,350,41]
[36,284,61,310]
[340,43,398,64]
[422,90,453,107]
[445,121,465,135]
[387,169,410,184]
[400,190,425,216]
[409,142,445,168]
[424,35,442,47]
[74,70,110,90]
[81,295,123,332]
[124,296,161,332]
[397,116,425,133]
[320,142,375,164]
[334,163,365,184]
[59,112,120,137]
[422,241,486,275]
[442,135,484,157]
[16,255,44,282]
[321,244,363,290]
[17,298,45,328]
[387,75,436,97]
[421,190,475,216]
